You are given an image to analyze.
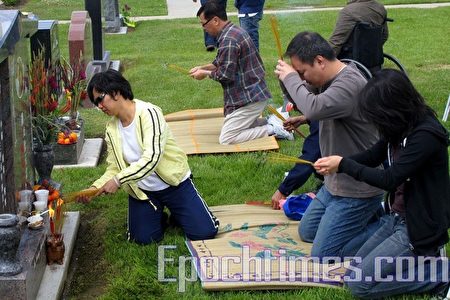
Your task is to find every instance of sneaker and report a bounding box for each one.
[271,122,294,140]
[206,45,215,52]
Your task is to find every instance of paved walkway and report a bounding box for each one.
[134,1,450,21]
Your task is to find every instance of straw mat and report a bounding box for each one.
[165,108,279,155]
[186,204,346,291]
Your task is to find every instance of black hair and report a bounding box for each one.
[358,69,436,144]
[285,31,336,65]
[196,0,227,21]
[87,69,134,102]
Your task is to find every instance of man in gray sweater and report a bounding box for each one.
[275,31,384,259]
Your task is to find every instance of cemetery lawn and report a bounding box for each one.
[10,0,167,20]
[54,6,450,300]
[7,0,450,20]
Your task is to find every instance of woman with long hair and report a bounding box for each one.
[314,69,450,298]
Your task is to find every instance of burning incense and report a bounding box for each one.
[64,188,99,203]
[267,105,306,138]
[164,63,190,75]
[268,152,314,166]
[270,15,283,60]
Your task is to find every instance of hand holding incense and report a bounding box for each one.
[267,105,306,138]
[267,152,314,166]
[164,63,190,75]
[270,15,283,60]
[64,188,99,204]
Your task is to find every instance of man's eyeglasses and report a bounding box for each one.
[93,93,106,107]
[201,18,213,28]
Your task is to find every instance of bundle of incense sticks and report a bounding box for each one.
[246,200,272,206]
[270,15,283,60]
[64,188,99,203]
[267,105,306,138]
[165,63,190,75]
[267,152,314,166]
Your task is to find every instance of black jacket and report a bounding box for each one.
[338,114,450,255]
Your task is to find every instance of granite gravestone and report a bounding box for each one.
[0,11,35,214]
[68,11,93,68]
[103,0,121,33]
[84,0,103,61]
[0,11,48,300]
[30,20,60,69]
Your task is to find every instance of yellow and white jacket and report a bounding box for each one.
[92,99,190,200]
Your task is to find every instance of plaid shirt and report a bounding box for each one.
[211,22,271,116]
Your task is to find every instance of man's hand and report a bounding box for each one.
[283,115,307,131]
[314,156,343,176]
[189,67,210,80]
[271,190,286,210]
[274,60,296,81]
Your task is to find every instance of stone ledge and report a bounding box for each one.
[54,138,103,169]
[36,211,80,300]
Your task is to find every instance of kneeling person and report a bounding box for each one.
[79,69,219,244]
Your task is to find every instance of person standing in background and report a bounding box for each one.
[193,0,228,51]
[235,0,265,51]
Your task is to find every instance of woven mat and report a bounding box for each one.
[186,204,346,291]
[165,108,279,155]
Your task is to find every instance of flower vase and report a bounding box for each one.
[46,234,65,265]
[33,144,54,183]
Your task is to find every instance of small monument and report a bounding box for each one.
[103,0,121,33]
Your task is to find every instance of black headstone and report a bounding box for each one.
[84,0,103,60]
[30,20,60,69]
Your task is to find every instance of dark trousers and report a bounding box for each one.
[128,178,219,244]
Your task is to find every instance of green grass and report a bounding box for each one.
[52,6,450,300]
[8,0,450,20]
[265,0,450,9]
[14,0,167,20]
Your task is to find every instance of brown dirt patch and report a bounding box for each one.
[61,210,108,299]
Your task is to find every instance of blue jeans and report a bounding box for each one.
[238,11,263,51]
[298,186,383,258]
[346,215,449,299]
[128,178,219,244]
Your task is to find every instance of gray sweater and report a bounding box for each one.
[283,63,383,198]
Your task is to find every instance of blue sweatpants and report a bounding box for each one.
[128,178,219,244]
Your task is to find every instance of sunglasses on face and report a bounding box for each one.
[92,93,106,107]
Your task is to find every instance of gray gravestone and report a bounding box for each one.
[0,11,48,300]
[103,0,121,33]
[0,11,36,214]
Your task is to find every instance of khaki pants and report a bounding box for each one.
[219,100,268,145]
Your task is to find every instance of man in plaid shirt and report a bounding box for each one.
[190,0,292,144]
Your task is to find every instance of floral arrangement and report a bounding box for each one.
[60,56,87,122]
[29,49,87,147]
[122,4,136,28]
[29,49,70,147]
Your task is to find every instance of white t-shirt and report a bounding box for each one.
[119,119,170,191]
